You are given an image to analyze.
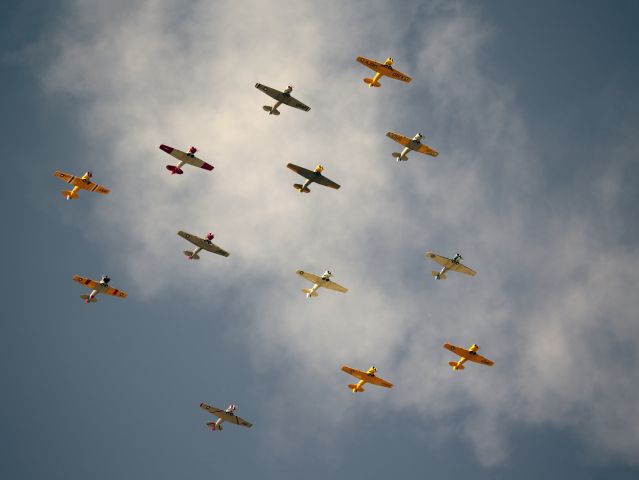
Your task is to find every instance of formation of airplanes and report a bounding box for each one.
[55,54,496,434]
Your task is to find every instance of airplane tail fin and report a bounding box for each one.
[364,78,381,88]
[432,271,447,280]
[293,184,310,193]
[206,422,222,431]
[391,152,405,161]
[449,361,464,370]
[166,165,184,175]
[348,383,365,393]
[184,251,200,260]
[302,288,319,298]
[263,106,280,115]
[80,295,97,303]
[62,190,79,200]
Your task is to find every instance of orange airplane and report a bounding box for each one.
[54,171,110,200]
[356,56,412,88]
[341,365,393,393]
[443,343,494,371]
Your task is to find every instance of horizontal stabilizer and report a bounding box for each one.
[80,295,97,303]
[364,78,381,87]
[293,184,310,193]
[348,383,365,392]
[263,105,280,115]
[62,190,79,200]
[302,288,319,297]
[391,152,401,158]
[166,165,184,175]
[184,251,200,260]
[449,361,464,370]
[432,271,447,280]
[206,422,222,431]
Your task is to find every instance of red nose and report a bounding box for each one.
[206,233,214,240]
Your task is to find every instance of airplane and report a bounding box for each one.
[341,365,393,393]
[53,171,110,200]
[443,343,494,371]
[386,132,439,161]
[356,56,412,88]
[425,252,476,280]
[199,403,252,431]
[296,270,347,298]
[286,163,340,193]
[159,145,214,175]
[177,231,230,260]
[254,83,310,115]
[72,274,128,304]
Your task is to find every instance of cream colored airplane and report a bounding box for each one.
[443,343,494,371]
[296,270,347,298]
[425,252,476,280]
[386,132,439,161]
[54,171,110,200]
[341,365,393,393]
[177,231,229,260]
[159,145,214,175]
[356,56,412,88]
[72,275,128,304]
[199,403,252,431]
[255,83,310,115]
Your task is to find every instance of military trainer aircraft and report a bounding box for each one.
[425,252,476,280]
[199,403,252,431]
[177,231,230,260]
[159,145,214,174]
[287,163,340,193]
[386,132,439,161]
[255,83,310,115]
[54,171,110,200]
[356,56,412,88]
[72,274,128,304]
[296,270,347,298]
[443,343,494,371]
[341,365,393,393]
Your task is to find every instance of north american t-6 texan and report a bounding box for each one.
[356,56,412,88]
[177,231,230,260]
[386,132,439,162]
[443,343,494,371]
[53,170,110,200]
[199,403,252,431]
[254,83,310,116]
[286,163,340,193]
[72,275,128,304]
[296,270,347,298]
[159,145,214,175]
[341,365,393,393]
[425,252,477,280]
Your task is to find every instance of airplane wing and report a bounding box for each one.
[341,366,392,387]
[281,95,311,112]
[383,67,411,83]
[104,286,128,298]
[386,132,412,147]
[296,270,323,285]
[54,171,111,194]
[443,344,494,366]
[313,175,340,190]
[449,262,477,277]
[356,56,384,73]
[322,279,348,293]
[255,83,283,101]
[416,143,439,157]
[200,403,252,428]
[159,145,214,171]
[177,231,230,257]
[72,275,100,290]
[425,252,454,268]
[287,163,316,181]
[286,164,340,189]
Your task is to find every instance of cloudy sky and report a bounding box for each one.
[2,0,639,478]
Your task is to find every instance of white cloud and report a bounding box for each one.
[43,0,639,467]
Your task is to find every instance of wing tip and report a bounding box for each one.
[159,144,173,154]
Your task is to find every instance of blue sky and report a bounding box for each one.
[2,1,639,479]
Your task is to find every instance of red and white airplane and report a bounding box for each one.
[159,145,214,175]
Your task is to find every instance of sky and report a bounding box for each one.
[1,1,639,479]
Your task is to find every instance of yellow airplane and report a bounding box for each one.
[443,343,495,371]
[54,171,110,200]
[341,365,393,393]
[356,56,412,88]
